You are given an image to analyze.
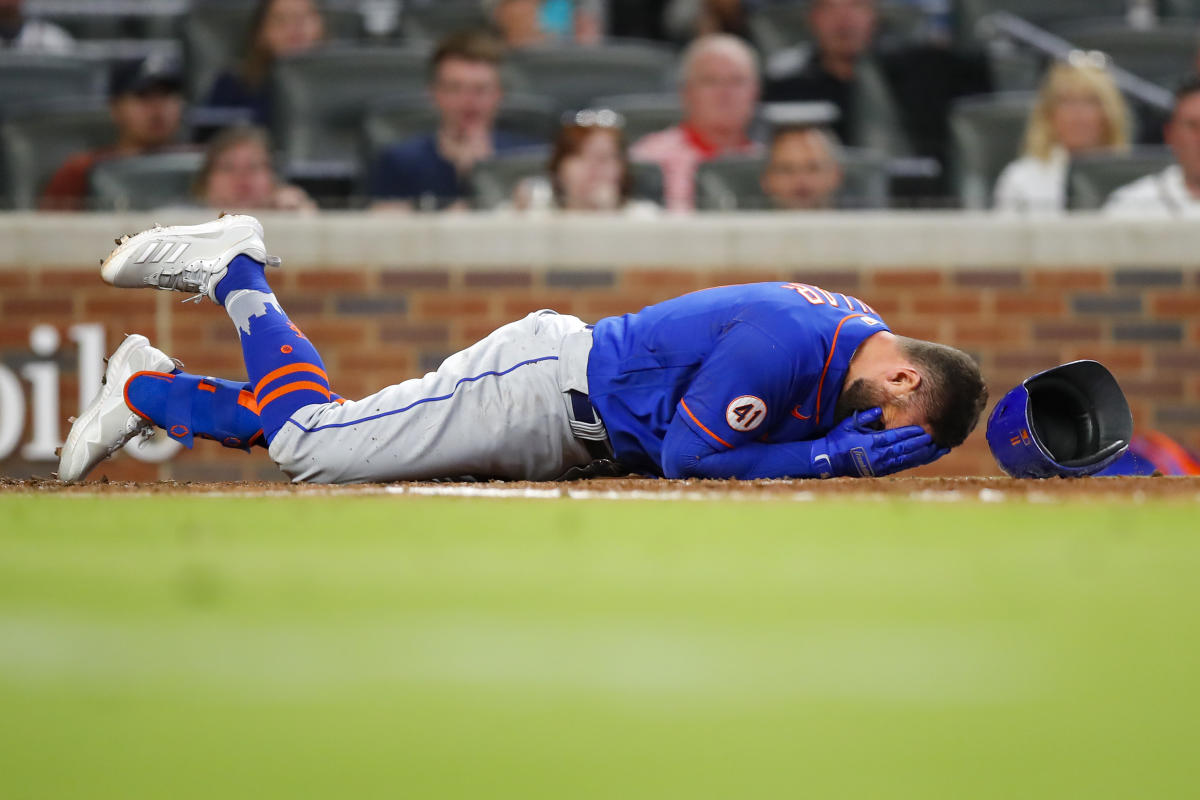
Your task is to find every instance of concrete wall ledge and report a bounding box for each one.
[2,211,1198,271]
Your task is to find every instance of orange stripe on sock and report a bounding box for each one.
[257,380,331,410]
[680,399,732,449]
[237,389,259,414]
[253,362,328,398]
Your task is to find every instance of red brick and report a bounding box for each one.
[950,321,1026,345]
[1151,294,1200,316]
[37,269,98,288]
[1191,376,1200,401]
[460,320,508,344]
[582,293,669,318]
[3,296,72,316]
[294,272,369,292]
[912,293,984,316]
[337,351,413,374]
[1118,377,1184,400]
[83,296,155,316]
[788,271,862,294]
[707,269,786,287]
[863,297,901,316]
[295,319,374,347]
[379,322,450,346]
[993,351,1062,371]
[994,292,1066,315]
[622,270,704,294]
[869,269,944,289]
[890,322,944,342]
[1062,346,1146,371]
[0,321,33,346]
[501,293,577,317]
[1031,321,1103,343]
[412,296,490,318]
[380,269,452,290]
[0,270,32,289]
[463,270,533,289]
[1031,269,1107,290]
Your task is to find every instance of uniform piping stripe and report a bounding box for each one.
[679,399,732,448]
[815,313,866,421]
[253,362,329,398]
[283,355,559,434]
[258,381,331,409]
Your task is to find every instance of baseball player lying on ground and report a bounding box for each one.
[59,215,988,483]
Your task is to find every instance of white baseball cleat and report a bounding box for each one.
[58,334,177,483]
[100,214,279,303]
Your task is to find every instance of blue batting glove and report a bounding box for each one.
[811,407,942,478]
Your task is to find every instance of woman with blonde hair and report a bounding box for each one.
[993,54,1131,213]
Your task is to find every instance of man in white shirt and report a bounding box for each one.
[1105,78,1200,218]
[0,0,74,55]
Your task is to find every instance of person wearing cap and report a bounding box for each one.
[0,0,74,54]
[629,33,761,212]
[41,56,189,211]
[369,31,538,211]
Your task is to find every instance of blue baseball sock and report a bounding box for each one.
[125,371,265,450]
[216,255,332,443]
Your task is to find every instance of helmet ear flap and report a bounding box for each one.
[986,360,1132,478]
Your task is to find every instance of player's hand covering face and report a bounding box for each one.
[813,407,947,477]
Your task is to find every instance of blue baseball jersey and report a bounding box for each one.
[585,282,890,476]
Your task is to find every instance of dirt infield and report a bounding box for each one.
[3,475,1199,501]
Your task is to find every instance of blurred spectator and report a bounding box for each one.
[488,0,604,48]
[630,33,760,212]
[995,58,1130,214]
[0,0,73,54]
[370,32,535,210]
[490,0,549,48]
[206,0,326,127]
[41,56,188,211]
[1106,78,1200,218]
[608,0,670,41]
[764,0,989,196]
[665,0,750,41]
[760,126,843,210]
[513,109,658,215]
[193,126,316,213]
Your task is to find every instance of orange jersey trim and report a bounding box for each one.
[680,399,733,449]
[253,363,329,398]
[815,314,866,421]
[257,380,331,409]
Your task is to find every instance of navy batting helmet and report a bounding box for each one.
[986,360,1132,478]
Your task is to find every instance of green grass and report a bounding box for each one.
[1,495,1198,798]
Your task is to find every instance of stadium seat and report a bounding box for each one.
[401,0,490,42]
[1067,147,1176,210]
[271,45,431,172]
[851,59,913,157]
[469,148,664,210]
[747,1,927,58]
[589,94,684,143]
[36,1,180,40]
[987,45,1045,92]
[959,0,1128,41]
[1057,22,1198,88]
[949,92,1034,209]
[361,91,557,166]
[184,0,364,101]
[87,150,204,211]
[0,101,116,210]
[1160,0,1200,18]
[502,42,677,112]
[694,148,889,211]
[0,53,106,110]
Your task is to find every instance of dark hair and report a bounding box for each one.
[192,125,277,200]
[1174,75,1200,108]
[241,0,327,89]
[897,337,988,448]
[548,123,632,207]
[429,30,505,83]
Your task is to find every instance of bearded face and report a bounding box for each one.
[833,377,892,427]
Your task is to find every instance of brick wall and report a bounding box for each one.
[2,214,1198,481]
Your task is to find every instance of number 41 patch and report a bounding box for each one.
[725,395,767,432]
